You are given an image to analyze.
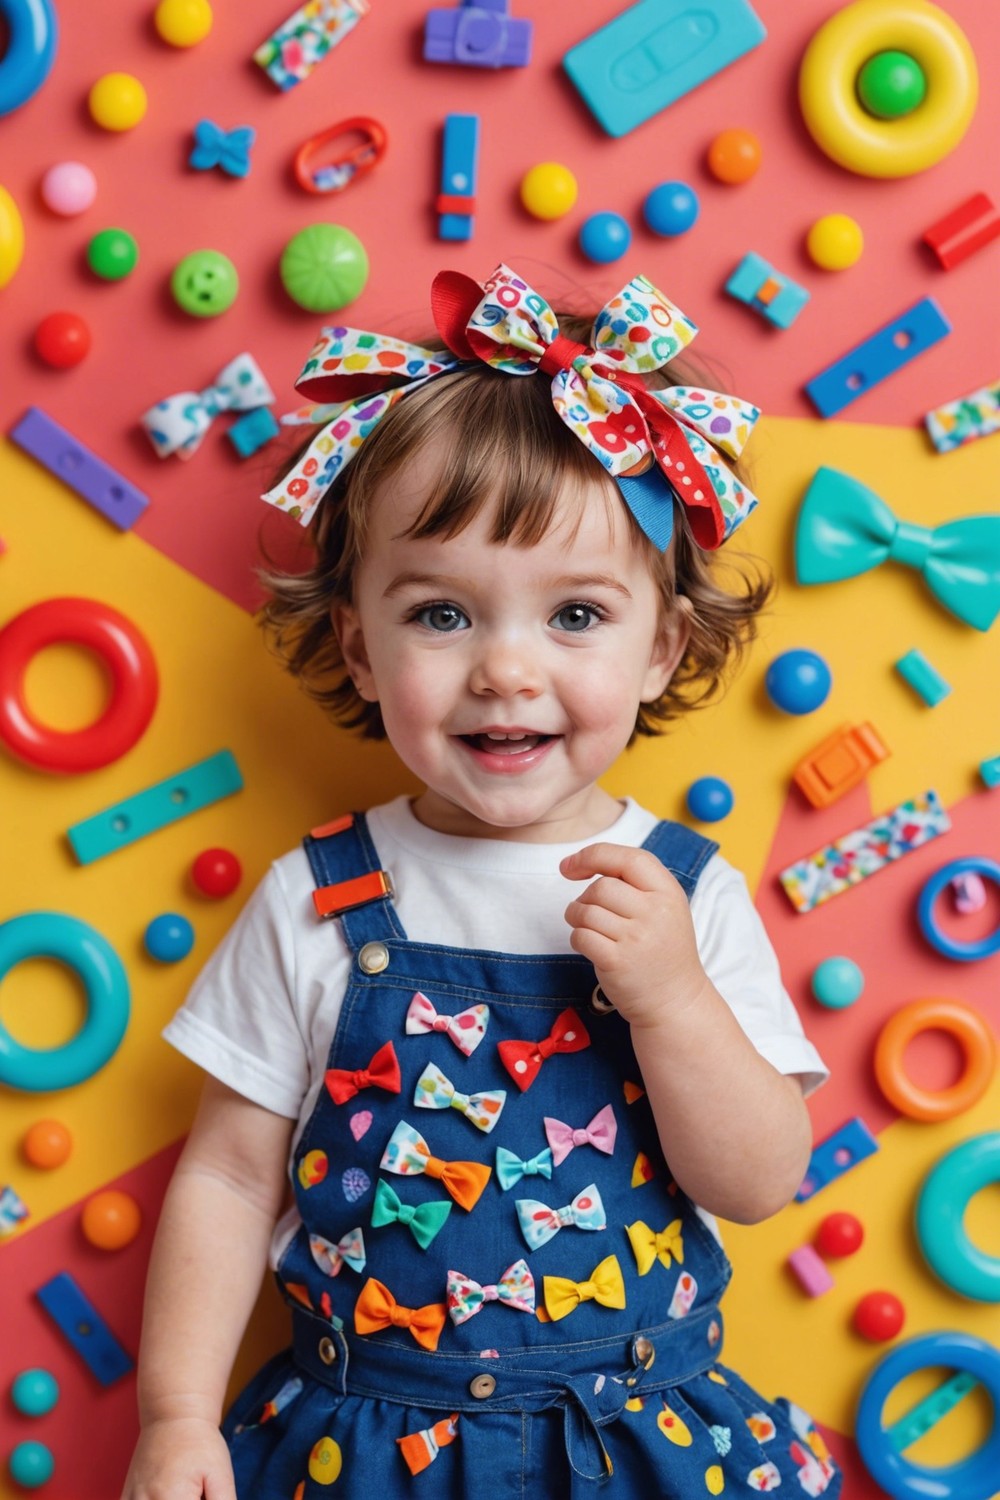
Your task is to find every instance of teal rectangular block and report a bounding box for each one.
[980,754,1000,787]
[68,750,244,863]
[563,0,766,138]
[895,649,951,707]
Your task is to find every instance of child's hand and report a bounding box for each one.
[561,843,708,1029]
[120,1416,236,1500]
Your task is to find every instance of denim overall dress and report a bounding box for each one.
[223,812,840,1498]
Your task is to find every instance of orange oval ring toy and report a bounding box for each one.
[798,0,978,178]
[874,997,995,1122]
[0,597,158,773]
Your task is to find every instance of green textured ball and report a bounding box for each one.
[280,224,369,313]
[87,228,139,280]
[170,248,239,317]
[856,50,927,119]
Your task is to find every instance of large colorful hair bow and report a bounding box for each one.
[543,1255,626,1322]
[497,1007,590,1092]
[516,1183,606,1251]
[325,1039,401,1105]
[446,1259,536,1324]
[544,1105,617,1167]
[380,1120,492,1210]
[143,352,275,460]
[796,467,1000,632]
[262,264,760,548]
[309,1227,366,1277]
[405,992,489,1056]
[354,1277,448,1352]
[370,1178,452,1249]
[414,1062,506,1133]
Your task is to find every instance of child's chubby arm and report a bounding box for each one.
[120,1075,295,1500]
[561,843,812,1226]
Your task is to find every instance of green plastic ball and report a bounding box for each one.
[170,248,239,317]
[87,228,139,280]
[280,224,369,313]
[856,50,927,119]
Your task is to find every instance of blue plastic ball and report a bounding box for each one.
[144,913,195,963]
[686,776,735,823]
[578,211,632,265]
[765,649,832,715]
[811,956,865,1009]
[643,180,700,237]
[8,1442,54,1489]
[11,1368,59,1417]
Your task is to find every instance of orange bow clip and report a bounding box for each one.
[354,1276,448,1352]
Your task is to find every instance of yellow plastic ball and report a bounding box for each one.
[154,0,213,47]
[88,73,148,132]
[806,212,864,269]
[520,162,578,221]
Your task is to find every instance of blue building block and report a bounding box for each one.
[36,1272,133,1386]
[895,649,951,707]
[437,113,479,242]
[9,407,149,530]
[227,407,279,458]
[796,1117,879,1201]
[563,0,766,139]
[67,749,243,864]
[805,298,952,418]
[725,252,810,329]
[424,0,531,67]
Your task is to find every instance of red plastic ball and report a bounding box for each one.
[815,1211,864,1258]
[33,311,92,368]
[191,847,242,898]
[852,1290,905,1341]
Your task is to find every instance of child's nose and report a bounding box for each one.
[468,634,543,696]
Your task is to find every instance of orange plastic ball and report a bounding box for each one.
[81,1189,142,1250]
[22,1119,73,1170]
[706,128,762,184]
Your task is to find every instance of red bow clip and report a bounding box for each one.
[325,1039,401,1105]
[497,1007,590,1093]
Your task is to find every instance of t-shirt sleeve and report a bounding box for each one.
[161,865,309,1119]
[691,855,829,1097]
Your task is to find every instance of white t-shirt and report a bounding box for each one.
[163,796,828,1261]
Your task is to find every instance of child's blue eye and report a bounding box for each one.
[413,603,469,633]
[550,602,604,632]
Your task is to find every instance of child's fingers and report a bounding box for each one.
[565,897,624,941]
[560,842,665,891]
[567,876,641,920]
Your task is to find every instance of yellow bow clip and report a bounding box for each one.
[626,1218,684,1276]
[543,1254,626,1322]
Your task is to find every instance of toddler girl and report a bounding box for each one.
[122,264,839,1499]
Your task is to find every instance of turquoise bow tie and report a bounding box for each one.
[495,1146,553,1192]
[796,466,1000,632]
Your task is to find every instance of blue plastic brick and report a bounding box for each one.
[438,113,479,242]
[227,407,280,458]
[67,750,244,864]
[805,299,952,419]
[895,649,951,707]
[9,407,149,530]
[796,1117,879,1201]
[563,0,766,139]
[979,754,1000,788]
[725,252,810,329]
[36,1272,133,1386]
[424,0,532,67]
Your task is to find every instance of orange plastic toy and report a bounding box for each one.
[793,721,889,808]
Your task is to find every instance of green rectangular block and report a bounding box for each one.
[68,750,243,864]
[895,649,951,707]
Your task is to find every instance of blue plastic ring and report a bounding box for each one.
[915,1133,1000,1302]
[917,857,1000,961]
[856,1331,1000,1500]
[0,0,59,117]
[0,912,130,1091]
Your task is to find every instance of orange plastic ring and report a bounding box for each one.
[874,997,995,1121]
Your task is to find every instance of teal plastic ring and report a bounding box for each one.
[0,912,130,1091]
[915,1133,1000,1301]
[917,857,1000,961]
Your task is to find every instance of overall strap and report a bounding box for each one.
[302,812,406,950]
[641,818,719,900]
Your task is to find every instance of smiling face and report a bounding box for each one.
[333,436,690,842]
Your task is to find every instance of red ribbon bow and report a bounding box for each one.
[497,1007,591,1093]
[325,1039,401,1105]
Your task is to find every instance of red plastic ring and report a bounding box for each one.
[0,597,158,772]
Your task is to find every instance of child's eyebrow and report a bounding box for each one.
[383,570,633,599]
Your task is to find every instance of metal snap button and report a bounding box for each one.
[469,1373,496,1399]
[589,984,616,1015]
[318,1336,337,1365]
[358,941,389,974]
[634,1336,654,1364]
[707,1319,721,1348]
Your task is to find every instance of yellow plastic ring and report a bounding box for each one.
[798,0,978,178]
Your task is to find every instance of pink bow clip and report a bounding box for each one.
[543,1104,617,1167]
[405,991,489,1056]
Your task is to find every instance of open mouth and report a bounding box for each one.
[459,733,555,755]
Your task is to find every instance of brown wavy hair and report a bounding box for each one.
[258,315,772,742]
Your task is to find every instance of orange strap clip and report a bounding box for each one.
[293,116,388,195]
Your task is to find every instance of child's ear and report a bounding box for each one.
[331,602,379,702]
[641,596,692,703]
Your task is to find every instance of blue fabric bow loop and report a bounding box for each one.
[796,466,1000,631]
[142,352,275,460]
[189,120,256,178]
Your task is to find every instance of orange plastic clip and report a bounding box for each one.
[293,116,387,195]
[793,722,890,809]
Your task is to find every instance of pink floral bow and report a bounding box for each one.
[543,1104,617,1167]
[446,1259,536,1324]
[262,263,760,550]
[405,991,489,1056]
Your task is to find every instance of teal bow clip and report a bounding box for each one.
[370,1178,451,1250]
[795,467,1000,632]
[495,1146,554,1192]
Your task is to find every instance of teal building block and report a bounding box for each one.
[980,754,1000,788]
[67,749,243,864]
[227,407,279,458]
[895,649,951,707]
[563,0,766,139]
[725,252,810,328]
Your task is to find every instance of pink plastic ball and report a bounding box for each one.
[40,162,97,216]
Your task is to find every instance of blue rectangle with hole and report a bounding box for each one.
[805,298,952,418]
[67,750,244,864]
